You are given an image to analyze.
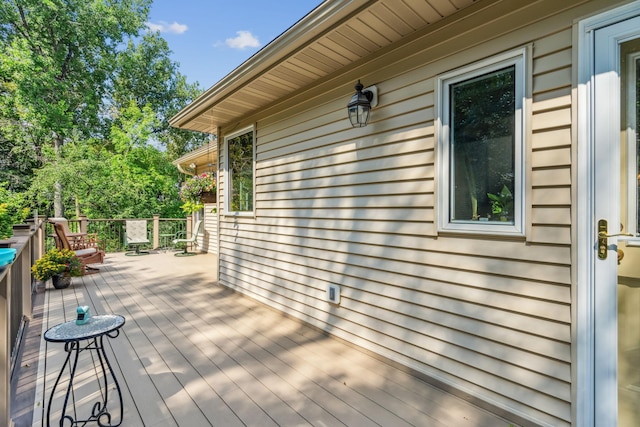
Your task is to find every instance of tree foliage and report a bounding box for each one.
[0,0,209,222]
[0,0,149,142]
[29,103,183,219]
[0,182,30,239]
[112,32,207,157]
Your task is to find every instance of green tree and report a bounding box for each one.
[29,103,183,219]
[0,182,29,239]
[0,0,209,222]
[0,47,40,192]
[0,0,152,215]
[111,32,207,157]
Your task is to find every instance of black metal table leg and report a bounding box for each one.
[44,315,125,427]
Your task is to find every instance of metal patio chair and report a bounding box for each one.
[124,220,151,256]
[172,220,203,256]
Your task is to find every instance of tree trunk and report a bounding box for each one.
[53,135,64,217]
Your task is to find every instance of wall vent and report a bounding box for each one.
[327,284,341,304]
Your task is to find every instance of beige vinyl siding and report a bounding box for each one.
[530,27,573,246]
[211,1,620,425]
[202,204,217,254]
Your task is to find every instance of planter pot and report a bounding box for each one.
[52,274,72,289]
[200,192,216,203]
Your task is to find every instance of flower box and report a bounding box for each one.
[200,191,216,203]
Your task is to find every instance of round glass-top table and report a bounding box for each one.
[44,314,126,427]
[45,314,124,342]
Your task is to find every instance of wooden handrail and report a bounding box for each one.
[1,217,46,427]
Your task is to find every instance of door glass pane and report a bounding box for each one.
[619,53,640,427]
[636,58,640,234]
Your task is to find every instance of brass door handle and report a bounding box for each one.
[598,232,634,238]
[598,219,634,260]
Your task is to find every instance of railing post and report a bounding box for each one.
[0,266,11,427]
[12,224,32,320]
[1,225,31,427]
[12,224,30,238]
[21,240,31,319]
[153,214,160,249]
[37,216,46,261]
[79,215,88,234]
[186,216,193,251]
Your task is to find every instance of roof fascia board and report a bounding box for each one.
[169,0,368,128]
[172,142,217,170]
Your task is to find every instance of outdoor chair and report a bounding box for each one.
[125,220,151,256]
[49,217,101,251]
[172,220,203,256]
[53,222,105,274]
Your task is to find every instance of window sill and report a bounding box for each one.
[438,221,525,238]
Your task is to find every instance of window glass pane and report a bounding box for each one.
[450,66,515,223]
[636,58,640,233]
[228,131,254,212]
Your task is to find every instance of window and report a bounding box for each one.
[225,127,254,214]
[437,50,526,235]
[624,50,640,241]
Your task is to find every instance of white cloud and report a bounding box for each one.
[225,31,260,49]
[145,21,188,35]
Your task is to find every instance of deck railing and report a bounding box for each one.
[1,218,46,427]
[45,215,188,253]
[2,215,188,426]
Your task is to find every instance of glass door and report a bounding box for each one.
[617,43,640,427]
[592,15,640,426]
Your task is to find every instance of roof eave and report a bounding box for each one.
[169,0,363,130]
[172,142,218,175]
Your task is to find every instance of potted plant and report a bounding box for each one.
[179,173,216,214]
[31,248,83,289]
[487,185,514,221]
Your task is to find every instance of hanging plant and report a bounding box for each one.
[179,173,216,214]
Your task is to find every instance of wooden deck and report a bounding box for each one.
[12,251,515,426]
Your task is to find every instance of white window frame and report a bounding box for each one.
[224,126,255,216]
[436,48,526,236]
[625,51,640,243]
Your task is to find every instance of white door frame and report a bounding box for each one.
[577,2,640,425]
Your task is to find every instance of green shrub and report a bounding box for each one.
[0,183,30,239]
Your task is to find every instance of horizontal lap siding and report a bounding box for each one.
[217,1,594,425]
[530,27,573,247]
[203,205,217,254]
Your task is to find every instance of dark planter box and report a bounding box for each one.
[201,192,216,203]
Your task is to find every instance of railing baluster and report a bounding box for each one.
[47,217,187,253]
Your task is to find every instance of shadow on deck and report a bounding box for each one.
[12,251,515,426]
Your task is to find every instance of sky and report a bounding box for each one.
[147,0,325,90]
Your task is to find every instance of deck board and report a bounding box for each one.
[13,251,516,426]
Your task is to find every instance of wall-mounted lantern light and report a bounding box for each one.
[347,80,378,128]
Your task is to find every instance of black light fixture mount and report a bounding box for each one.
[347,80,378,128]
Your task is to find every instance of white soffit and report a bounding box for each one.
[169,0,479,134]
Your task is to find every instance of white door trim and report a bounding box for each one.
[577,3,640,426]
